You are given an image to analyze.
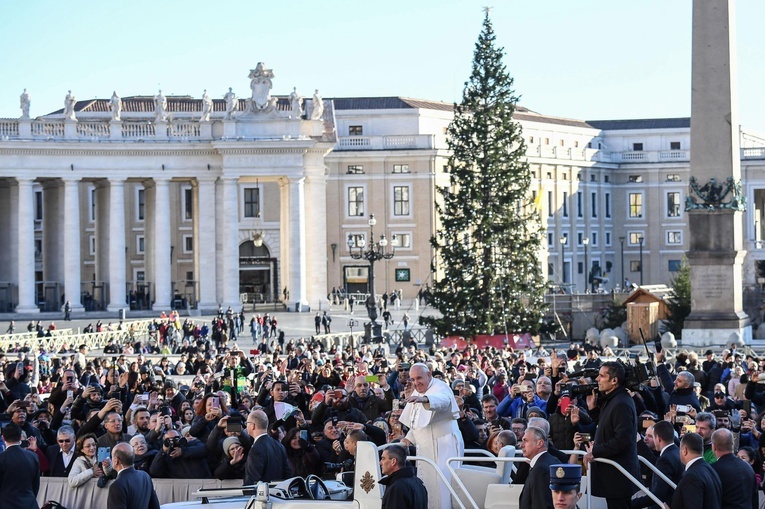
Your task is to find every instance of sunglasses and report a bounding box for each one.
[58,438,72,443]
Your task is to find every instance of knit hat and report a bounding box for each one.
[527,406,546,418]
[222,437,241,458]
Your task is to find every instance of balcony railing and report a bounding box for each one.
[336,134,435,150]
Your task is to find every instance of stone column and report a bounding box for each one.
[288,177,309,311]
[151,177,172,310]
[279,178,290,303]
[62,177,84,312]
[220,177,240,309]
[42,181,64,287]
[106,179,127,312]
[684,0,750,345]
[195,177,218,311]
[15,178,38,313]
[304,168,329,310]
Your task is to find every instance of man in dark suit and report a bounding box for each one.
[0,423,40,509]
[583,362,641,509]
[517,425,557,509]
[45,425,76,477]
[710,428,758,509]
[670,433,721,509]
[244,409,292,485]
[107,442,160,509]
[631,420,683,508]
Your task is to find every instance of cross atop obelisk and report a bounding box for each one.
[683,0,750,345]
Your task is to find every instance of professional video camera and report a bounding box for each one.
[323,458,354,473]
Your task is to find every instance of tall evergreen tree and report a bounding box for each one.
[664,259,691,338]
[421,13,547,337]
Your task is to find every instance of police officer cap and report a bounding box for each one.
[549,464,581,491]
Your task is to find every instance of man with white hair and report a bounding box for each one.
[400,362,464,509]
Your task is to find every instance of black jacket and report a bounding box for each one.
[149,439,211,479]
[589,386,641,499]
[631,444,683,509]
[710,453,758,509]
[0,445,40,509]
[670,458,722,509]
[380,466,428,509]
[519,452,557,509]
[244,434,292,485]
[107,466,160,509]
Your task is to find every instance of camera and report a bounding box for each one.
[568,383,598,397]
[163,436,181,449]
[226,416,243,433]
[323,459,354,473]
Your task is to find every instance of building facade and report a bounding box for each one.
[2,68,765,316]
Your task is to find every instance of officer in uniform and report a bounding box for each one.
[549,464,582,509]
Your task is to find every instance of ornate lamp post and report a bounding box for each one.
[348,214,397,323]
[582,237,589,293]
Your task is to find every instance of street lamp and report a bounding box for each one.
[619,236,626,291]
[348,214,398,323]
[559,234,567,287]
[639,235,644,286]
[582,237,589,293]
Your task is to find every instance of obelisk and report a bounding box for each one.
[683,0,751,345]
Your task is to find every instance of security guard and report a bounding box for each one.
[549,464,582,509]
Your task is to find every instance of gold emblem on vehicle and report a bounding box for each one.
[360,471,376,493]
[556,467,566,479]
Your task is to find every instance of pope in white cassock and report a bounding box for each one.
[399,363,464,509]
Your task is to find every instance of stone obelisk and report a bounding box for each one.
[683,0,751,345]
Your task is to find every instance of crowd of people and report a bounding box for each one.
[1,312,764,509]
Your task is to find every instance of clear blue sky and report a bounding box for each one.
[2,0,764,131]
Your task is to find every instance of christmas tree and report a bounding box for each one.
[421,12,547,338]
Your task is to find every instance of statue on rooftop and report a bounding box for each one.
[19,89,30,119]
[63,90,77,121]
[310,89,324,120]
[200,89,212,122]
[246,63,278,114]
[110,91,122,121]
[289,87,303,119]
[154,90,168,122]
[223,87,237,119]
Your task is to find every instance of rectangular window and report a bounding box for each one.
[630,260,642,272]
[604,175,610,183]
[591,232,598,246]
[348,233,366,248]
[35,190,43,221]
[186,271,194,281]
[348,187,364,217]
[668,260,682,272]
[89,236,96,256]
[578,262,584,274]
[243,188,260,218]
[577,192,583,218]
[136,271,145,282]
[629,232,644,245]
[605,232,612,246]
[137,188,145,221]
[136,235,145,254]
[667,231,682,245]
[629,193,643,218]
[349,125,363,135]
[670,141,681,150]
[605,192,611,218]
[590,174,597,182]
[184,188,193,220]
[395,233,412,248]
[633,143,644,151]
[577,232,584,246]
[347,165,364,174]
[667,192,681,217]
[529,136,535,144]
[666,174,681,182]
[547,232,554,247]
[629,175,643,183]
[576,173,582,182]
[392,164,410,174]
[591,192,598,218]
[90,188,96,222]
[183,235,193,253]
[547,191,553,217]
[562,192,568,217]
[393,186,410,216]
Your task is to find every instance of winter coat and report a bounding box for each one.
[380,466,428,509]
